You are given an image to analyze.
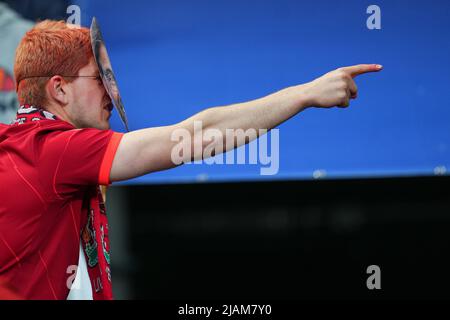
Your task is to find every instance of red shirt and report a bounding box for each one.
[0,106,123,299]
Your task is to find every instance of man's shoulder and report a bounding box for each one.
[2,119,72,133]
[0,120,77,149]
[1,119,116,155]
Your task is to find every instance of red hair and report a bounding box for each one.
[14,20,93,107]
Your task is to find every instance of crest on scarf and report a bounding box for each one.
[82,210,98,268]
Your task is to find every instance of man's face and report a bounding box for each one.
[67,58,113,130]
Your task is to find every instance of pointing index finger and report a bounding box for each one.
[340,64,383,78]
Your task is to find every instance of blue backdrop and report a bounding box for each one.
[76,0,450,184]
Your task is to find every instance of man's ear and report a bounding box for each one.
[46,76,69,105]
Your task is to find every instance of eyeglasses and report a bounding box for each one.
[16,75,102,91]
[18,75,101,82]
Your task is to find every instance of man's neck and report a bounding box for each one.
[43,104,76,127]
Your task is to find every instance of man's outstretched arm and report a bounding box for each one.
[110,64,382,182]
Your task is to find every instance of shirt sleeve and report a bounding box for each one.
[40,128,123,198]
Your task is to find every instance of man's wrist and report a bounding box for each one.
[286,84,313,112]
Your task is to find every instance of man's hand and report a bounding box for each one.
[302,64,383,108]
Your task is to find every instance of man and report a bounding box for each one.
[0,20,382,300]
